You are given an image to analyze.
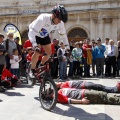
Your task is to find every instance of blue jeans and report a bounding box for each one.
[68,62,73,76]
[83,58,90,76]
[11,69,19,78]
[59,61,67,79]
[117,58,120,70]
[84,82,118,93]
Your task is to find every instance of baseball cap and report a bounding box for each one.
[97,37,101,41]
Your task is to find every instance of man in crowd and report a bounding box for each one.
[52,39,60,78]
[106,39,118,77]
[14,37,22,56]
[103,38,110,76]
[117,41,120,76]
[95,38,106,77]
[3,33,17,70]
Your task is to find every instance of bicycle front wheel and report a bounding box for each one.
[39,77,58,111]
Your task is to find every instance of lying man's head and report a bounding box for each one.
[55,82,63,89]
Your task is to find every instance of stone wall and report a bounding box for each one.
[0,0,120,43]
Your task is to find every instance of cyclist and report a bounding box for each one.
[28,5,69,78]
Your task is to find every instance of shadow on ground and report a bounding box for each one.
[53,104,113,120]
[1,91,25,96]
[34,96,113,120]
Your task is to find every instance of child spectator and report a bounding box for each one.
[72,42,82,77]
[1,68,20,88]
[26,47,33,63]
[10,49,22,78]
[57,42,68,81]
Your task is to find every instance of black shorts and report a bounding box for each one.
[35,35,51,45]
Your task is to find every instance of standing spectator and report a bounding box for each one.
[103,38,110,77]
[14,37,22,55]
[14,37,23,79]
[70,40,75,52]
[0,33,6,93]
[54,39,60,77]
[10,49,22,78]
[67,40,75,78]
[72,42,82,77]
[82,38,92,77]
[3,33,17,70]
[117,41,120,76]
[79,41,84,77]
[57,42,67,81]
[67,50,73,77]
[52,39,60,78]
[49,42,55,78]
[106,40,118,77]
[92,40,96,76]
[95,38,106,77]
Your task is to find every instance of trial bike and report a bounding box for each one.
[27,60,58,111]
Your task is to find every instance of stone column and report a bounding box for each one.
[90,12,98,40]
[111,19,117,44]
[98,20,104,42]
[103,18,113,41]
[90,18,96,40]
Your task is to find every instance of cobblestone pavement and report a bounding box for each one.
[0,77,120,120]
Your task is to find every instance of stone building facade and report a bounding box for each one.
[0,0,120,44]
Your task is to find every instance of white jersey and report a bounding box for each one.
[28,13,69,47]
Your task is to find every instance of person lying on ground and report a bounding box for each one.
[1,68,21,88]
[55,80,120,93]
[56,88,120,105]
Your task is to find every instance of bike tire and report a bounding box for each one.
[39,77,58,111]
[27,63,36,86]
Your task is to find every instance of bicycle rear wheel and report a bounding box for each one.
[27,63,36,86]
[39,77,58,111]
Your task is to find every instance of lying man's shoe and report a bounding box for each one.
[116,81,120,92]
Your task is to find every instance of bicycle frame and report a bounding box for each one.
[34,63,50,81]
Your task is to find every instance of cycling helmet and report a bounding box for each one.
[52,5,68,23]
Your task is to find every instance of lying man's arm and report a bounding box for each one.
[70,98,90,104]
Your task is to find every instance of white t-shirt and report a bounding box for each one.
[10,55,21,69]
[28,13,69,47]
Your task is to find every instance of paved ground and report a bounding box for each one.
[0,77,120,120]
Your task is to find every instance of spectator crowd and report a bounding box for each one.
[0,32,120,94]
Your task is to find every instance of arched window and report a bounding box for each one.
[68,27,88,38]
[68,27,88,42]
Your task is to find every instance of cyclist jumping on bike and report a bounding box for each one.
[28,5,69,78]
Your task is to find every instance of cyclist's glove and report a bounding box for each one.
[34,46,41,53]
